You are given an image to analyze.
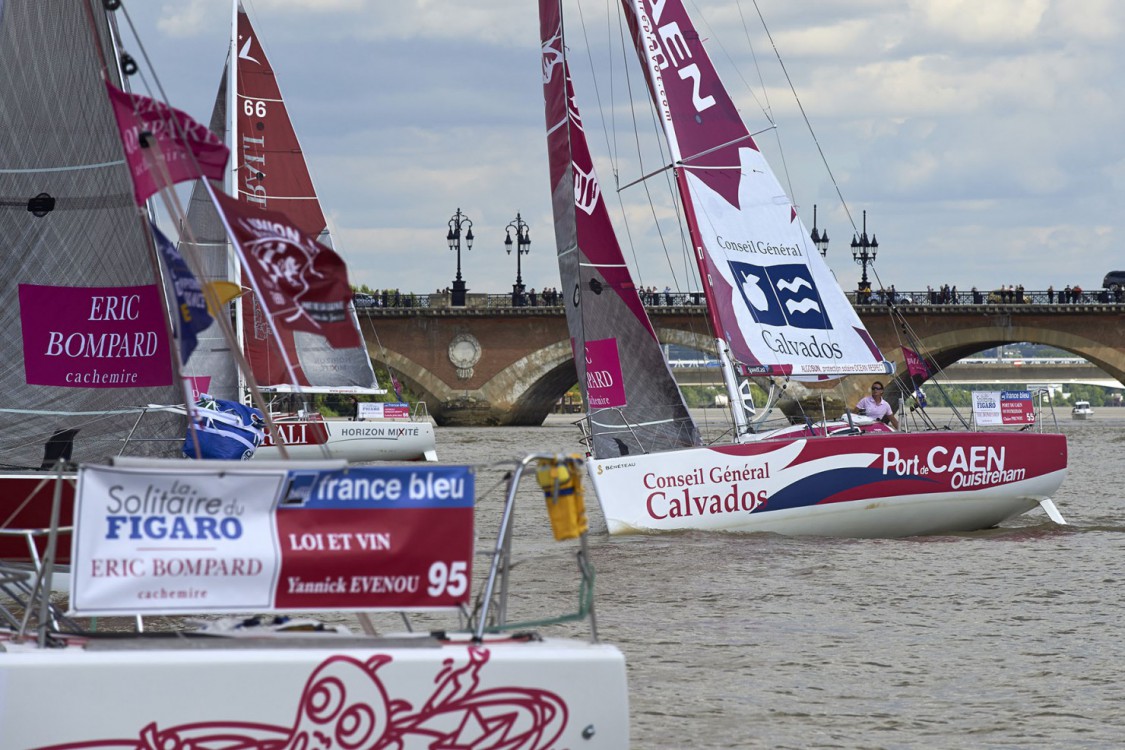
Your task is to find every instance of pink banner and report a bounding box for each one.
[585,338,627,408]
[19,284,173,388]
[106,82,229,205]
[209,187,360,349]
[903,346,931,380]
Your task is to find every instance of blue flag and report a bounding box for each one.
[152,222,212,362]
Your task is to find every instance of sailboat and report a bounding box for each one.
[540,0,1068,537]
[1,4,627,745]
[178,2,437,463]
[0,1,191,561]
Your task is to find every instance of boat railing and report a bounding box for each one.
[469,453,599,643]
[3,454,601,646]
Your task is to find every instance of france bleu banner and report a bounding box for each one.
[152,222,212,362]
[70,463,475,615]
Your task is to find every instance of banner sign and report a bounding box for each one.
[357,402,410,420]
[972,390,1035,426]
[585,337,627,409]
[19,283,173,388]
[71,463,474,616]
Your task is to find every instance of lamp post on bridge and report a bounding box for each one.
[850,210,878,303]
[504,212,531,306]
[810,204,829,258]
[446,208,473,307]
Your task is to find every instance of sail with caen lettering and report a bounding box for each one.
[538,0,1067,539]
[621,0,890,379]
[540,0,698,458]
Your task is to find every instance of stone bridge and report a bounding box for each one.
[358,302,1125,426]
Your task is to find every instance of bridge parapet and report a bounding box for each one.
[356,297,1125,426]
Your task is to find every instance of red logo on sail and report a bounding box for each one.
[209,186,359,350]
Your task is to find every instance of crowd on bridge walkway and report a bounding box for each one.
[850,283,1125,306]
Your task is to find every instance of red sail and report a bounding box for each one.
[233,7,345,386]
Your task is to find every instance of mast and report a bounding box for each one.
[230,0,247,401]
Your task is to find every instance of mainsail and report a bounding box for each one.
[540,0,699,458]
[0,0,184,467]
[621,0,891,380]
[230,4,379,391]
[179,67,241,402]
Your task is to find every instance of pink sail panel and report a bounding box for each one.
[540,0,698,458]
[19,283,173,388]
[209,186,360,388]
[105,82,229,206]
[622,0,890,378]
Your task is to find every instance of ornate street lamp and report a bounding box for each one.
[504,212,531,306]
[850,209,878,300]
[446,208,473,307]
[810,204,829,258]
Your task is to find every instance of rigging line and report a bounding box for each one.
[751,0,855,231]
[0,162,124,174]
[616,133,763,192]
[602,0,658,291]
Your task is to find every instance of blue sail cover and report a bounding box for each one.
[184,396,264,460]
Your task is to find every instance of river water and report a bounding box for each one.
[409,408,1125,749]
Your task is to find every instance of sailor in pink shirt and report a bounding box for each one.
[854,381,899,429]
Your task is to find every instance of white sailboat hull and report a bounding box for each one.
[1,633,627,749]
[254,418,438,462]
[588,431,1068,537]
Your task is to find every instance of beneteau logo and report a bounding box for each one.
[238,34,259,65]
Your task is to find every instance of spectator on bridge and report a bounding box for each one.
[972,286,982,304]
[1048,285,1054,304]
[1073,284,1083,303]
[854,381,898,429]
[1063,284,1072,304]
[664,286,673,305]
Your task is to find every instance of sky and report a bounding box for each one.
[121,0,1125,297]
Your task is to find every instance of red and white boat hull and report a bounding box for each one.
[588,431,1067,537]
[254,417,438,462]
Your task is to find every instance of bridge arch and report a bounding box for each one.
[359,303,1125,425]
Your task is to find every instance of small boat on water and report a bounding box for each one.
[1072,400,1094,420]
[538,0,1068,537]
[1,454,628,748]
[179,2,437,463]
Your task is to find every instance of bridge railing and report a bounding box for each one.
[845,288,1125,306]
[355,288,1125,312]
